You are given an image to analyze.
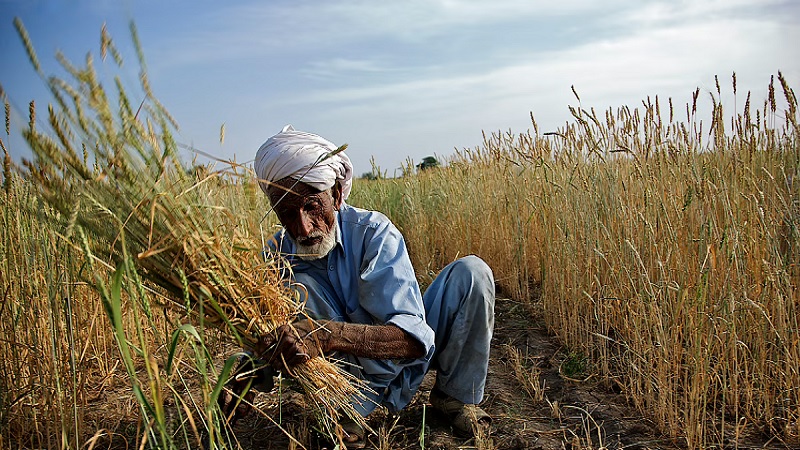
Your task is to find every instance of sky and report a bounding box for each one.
[1,0,798,177]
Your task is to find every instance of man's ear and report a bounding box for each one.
[332,182,344,210]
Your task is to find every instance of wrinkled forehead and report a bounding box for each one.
[267,177,325,205]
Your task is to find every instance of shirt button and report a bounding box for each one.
[329,265,334,271]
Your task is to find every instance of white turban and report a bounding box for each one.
[254,125,353,200]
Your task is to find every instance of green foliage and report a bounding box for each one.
[416,155,440,171]
[360,170,379,180]
[560,352,589,380]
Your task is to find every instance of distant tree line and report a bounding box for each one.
[359,156,440,180]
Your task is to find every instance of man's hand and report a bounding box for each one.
[256,319,333,372]
[217,354,274,424]
[218,379,256,425]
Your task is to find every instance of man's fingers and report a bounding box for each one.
[218,384,256,425]
[256,334,278,358]
[269,342,311,371]
[261,323,321,372]
[235,391,255,417]
[257,323,297,357]
[288,351,311,367]
[219,391,233,413]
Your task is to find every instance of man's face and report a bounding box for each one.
[267,178,342,260]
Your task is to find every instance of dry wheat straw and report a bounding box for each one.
[5,19,366,448]
[352,74,799,448]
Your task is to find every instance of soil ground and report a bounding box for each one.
[224,297,676,450]
[74,296,794,449]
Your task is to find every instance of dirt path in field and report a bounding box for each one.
[228,297,673,450]
[417,297,669,450]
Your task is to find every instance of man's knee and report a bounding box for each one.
[424,256,495,323]
[448,256,495,312]
[452,255,494,289]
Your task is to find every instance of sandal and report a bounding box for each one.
[429,388,492,437]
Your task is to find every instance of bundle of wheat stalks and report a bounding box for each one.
[12,19,364,444]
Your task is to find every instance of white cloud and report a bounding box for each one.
[301,58,400,79]
[146,0,633,68]
[253,7,797,174]
[147,0,796,83]
[317,0,620,38]
[65,0,796,174]
[286,12,790,110]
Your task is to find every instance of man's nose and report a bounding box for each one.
[296,210,314,237]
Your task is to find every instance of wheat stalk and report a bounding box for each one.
[15,19,367,444]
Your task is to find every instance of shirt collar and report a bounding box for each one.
[333,207,343,251]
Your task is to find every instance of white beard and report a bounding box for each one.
[294,227,337,261]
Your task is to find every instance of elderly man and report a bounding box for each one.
[239,125,494,446]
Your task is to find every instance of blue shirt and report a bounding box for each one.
[269,203,435,413]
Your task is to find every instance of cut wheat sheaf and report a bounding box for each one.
[14,18,368,445]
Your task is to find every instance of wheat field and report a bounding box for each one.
[351,74,799,448]
[1,21,798,450]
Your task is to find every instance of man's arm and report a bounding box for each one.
[258,319,425,370]
[325,321,426,360]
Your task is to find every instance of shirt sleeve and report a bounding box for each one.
[357,220,435,361]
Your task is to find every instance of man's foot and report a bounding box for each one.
[339,416,366,449]
[314,417,365,450]
[429,388,492,437]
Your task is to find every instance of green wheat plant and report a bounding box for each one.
[5,19,365,449]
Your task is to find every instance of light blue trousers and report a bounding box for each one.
[298,255,495,413]
[422,255,495,404]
